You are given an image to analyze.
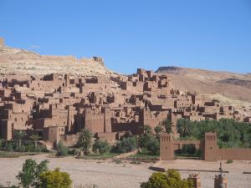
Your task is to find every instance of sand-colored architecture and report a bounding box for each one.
[0,67,249,147]
[160,132,251,161]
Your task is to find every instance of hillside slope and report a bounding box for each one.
[157,66,251,106]
[0,41,112,76]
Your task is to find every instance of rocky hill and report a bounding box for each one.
[157,66,251,107]
[0,38,112,76]
[1,37,250,109]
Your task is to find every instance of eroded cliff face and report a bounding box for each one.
[0,39,112,76]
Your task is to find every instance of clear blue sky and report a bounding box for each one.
[0,0,250,74]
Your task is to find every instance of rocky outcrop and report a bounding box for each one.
[0,39,112,76]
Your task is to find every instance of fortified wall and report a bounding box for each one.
[160,132,251,161]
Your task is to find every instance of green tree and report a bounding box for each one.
[30,133,41,151]
[177,119,191,138]
[139,125,160,155]
[162,119,172,134]
[146,136,160,155]
[13,130,26,150]
[141,169,193,188]
[17,159,48,188]
[143,125,153,135]
[56,141,69,156]
[154,125,164,139]
[141,172,169,188]
[93,139,111,154]
[177,118,251,148]
[77,128,92,154]
[39,168,72,188]
[112,136,137,153]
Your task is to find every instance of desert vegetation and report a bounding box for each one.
[177,118,251,148]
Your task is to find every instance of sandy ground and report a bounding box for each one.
[0,154,152,188]
[0,154,250,188]
[154,160,251,188]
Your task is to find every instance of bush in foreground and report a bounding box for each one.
[17,159,49,188]
[141,169,194,188]
[39,168,72,188]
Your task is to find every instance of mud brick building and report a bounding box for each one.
[0,68,248,147]
[160,132,251,161]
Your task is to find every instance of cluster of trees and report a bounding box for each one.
[138,126,161,155]
[56,126,162,157]
[177,118,251,148]
[0,131,47,153]
[56,118,251,158]
[56,129,111,157]
[141,169,194,188]
[111,125,164,156]
[15,159,72,188]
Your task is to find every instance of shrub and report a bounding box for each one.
[113,158,122,164]
[146,137,160,155]
[5,141,14,152]
[39,168,72,188]
[177,118,251,148]
[138,129,160,155]
[77,129,92,154]
[154,126,164,139]
[56,141,69,156]
[141,169,194,188]
[93,140,111,154]
[112,136,137,153]
[226,159,233,164]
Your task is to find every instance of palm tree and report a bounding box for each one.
[14,130,26,149]
[30,134,41,150]
[77,129,92,155]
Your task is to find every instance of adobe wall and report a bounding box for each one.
[173,140,201,151]
[0,120,12,140]
[143,109,168,129]
[203,132,219,161]
[160,132,251,161]
[84,108,105,133]
[160,133,175,160]
[219,149,251,160]
[60,133,80,147]
[97,132,116,144]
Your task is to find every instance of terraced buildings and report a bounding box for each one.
[0,67,246,147]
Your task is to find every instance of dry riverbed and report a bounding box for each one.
[0,154,250,188]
